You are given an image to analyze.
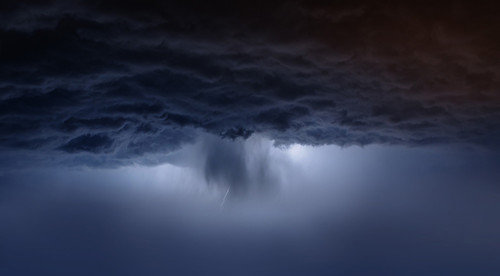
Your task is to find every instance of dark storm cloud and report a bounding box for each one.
[59,117,128,132]
[1,0,500,166]
[59,133,113,153]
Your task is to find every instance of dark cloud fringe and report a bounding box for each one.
[0,0,499,166]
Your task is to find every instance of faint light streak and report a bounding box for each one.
[220,185,231,208]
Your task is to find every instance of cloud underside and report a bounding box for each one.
[1,0,500,166]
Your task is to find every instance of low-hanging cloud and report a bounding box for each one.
[0,0,499,168]
[200,135,283,198]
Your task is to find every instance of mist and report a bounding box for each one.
[2,135,500,275]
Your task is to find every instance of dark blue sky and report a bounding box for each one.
[2,141,500,275]
[1,1,500,275]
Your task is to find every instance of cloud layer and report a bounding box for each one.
[1,0,499,166]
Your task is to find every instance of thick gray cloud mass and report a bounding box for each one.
[0,0,499,167]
